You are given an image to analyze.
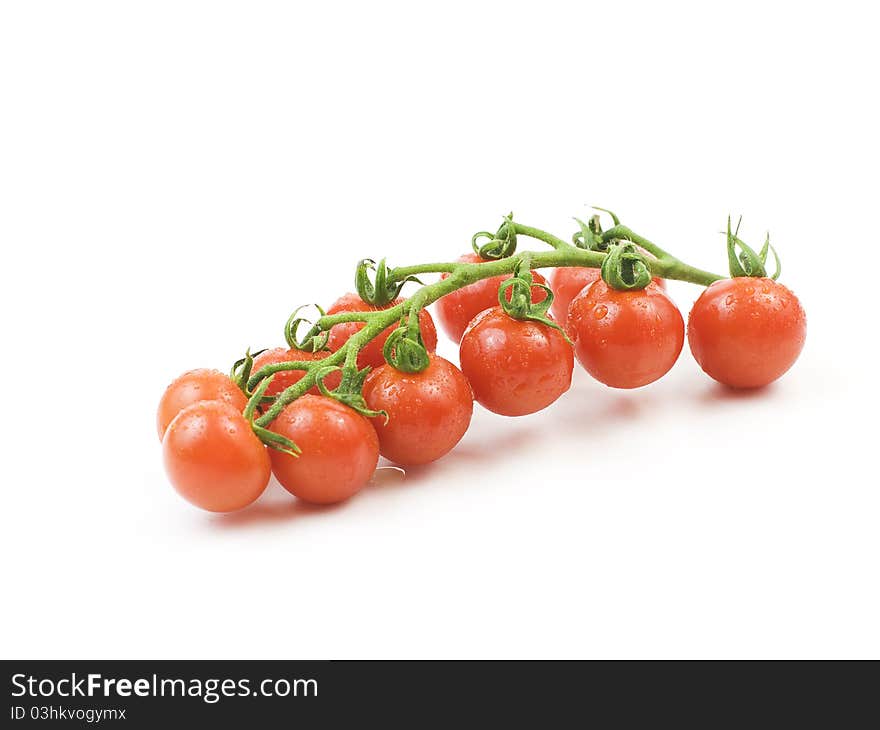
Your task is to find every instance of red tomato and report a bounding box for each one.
[251,347,333,398]
[325,293,438,370]
[687,277,806,388]
[162,401,271,512]
[550,266,665,324]
[459,307,574,416]
[157,368,247,441]
[568,280,684,388]
[435,254,549,343]
[363,354,473,465]
[269,395,379,504]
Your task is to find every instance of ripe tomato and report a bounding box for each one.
[251,347,332,399]
[157,368,247,441]
[687,277,806,388]
[459,307,574,416]
[363,354,473,465]
[162,401,271,512]
[269,395,379,504]
[435,254,549,343]
[325,293,438,370]
[568,280,684,388]
[550,266,665,324]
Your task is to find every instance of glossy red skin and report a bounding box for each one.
[435,254,549,343]
[269,395,379,505]
[251,347,330,398]
[162,401,271,512]
[687,277,806,389]
[157,368,248,441]
[363,354,474,465]
[326,293,438,370]
[550,267,665,324]
[459,307,574,416]
[568,280,684,389]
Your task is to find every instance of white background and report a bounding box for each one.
[1,1,877,659]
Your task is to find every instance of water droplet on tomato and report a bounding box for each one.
[725,295,735,306]
[593,304,608,320]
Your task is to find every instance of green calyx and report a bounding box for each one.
[253,421,301,457]
[726,216,781,279]
[600,242,653,291]
[383,304,431,374]
[572,215,606,251]
[572,207,622,251]
[385,297,431,374]
[230,347,266,394]
[498,260,572,343]
[285,304,330,352]
[383,328,430,373]
[471,213,518,259]
[243,375,301,457]
[356,258,422,307]
[316,365,388,422]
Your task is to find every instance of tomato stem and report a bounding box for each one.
[725,216,780,279]
[601,224,722,286]
[498,257,572,344]
[601,242,654,291]
[472,214,517,258]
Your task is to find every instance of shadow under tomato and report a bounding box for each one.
[379,389,630,470]
[208,482,347,528]
[370,386,651,488]
[698,381,774,404]
[544,384,647,430]
[207,467,410,529]
[435,424,537,465]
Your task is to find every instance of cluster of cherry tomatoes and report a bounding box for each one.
[157,235,806,514]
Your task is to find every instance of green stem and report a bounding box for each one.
[603,224,722,287]
[602,225,671,259]
[390,262,458,279]
[247,360,322,391]
[651,258,723,287]
[316,311,372,326]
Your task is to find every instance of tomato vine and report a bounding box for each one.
[247,212,722,431]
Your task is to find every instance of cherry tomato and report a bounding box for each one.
[550,266,665,324]
[269,395,379,504]
[162,401,271,512]
[363,354,473,465]
[157,368,247,441]
[251,347,333,399]
[435,254,549,343]
[687,277,806,388]
[568,280,684,388]
[326,293,438,370]
[459,307,574,416]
